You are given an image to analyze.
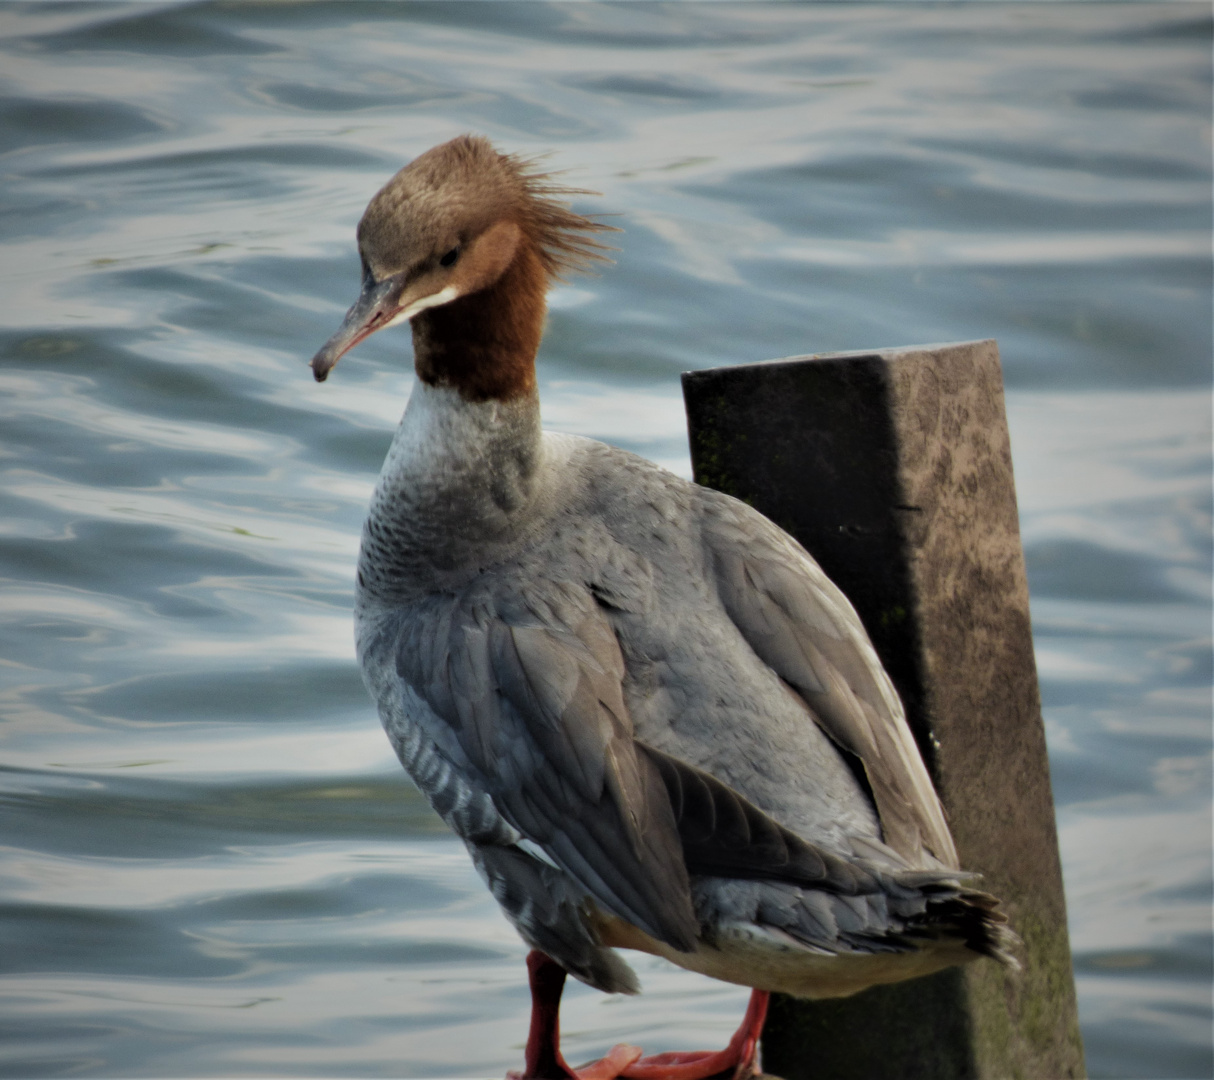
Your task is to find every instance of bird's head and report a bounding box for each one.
[311,135,613,384]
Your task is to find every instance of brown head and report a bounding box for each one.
[310,135,614,401]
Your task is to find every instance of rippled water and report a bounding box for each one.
[1,4,1210,1078]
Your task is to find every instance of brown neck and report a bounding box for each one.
[411,240,546,403]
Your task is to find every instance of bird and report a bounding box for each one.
[310,134,1015,1080]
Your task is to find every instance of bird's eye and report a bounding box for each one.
[439,247,460,268]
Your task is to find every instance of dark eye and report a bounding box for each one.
[439,247,460,268]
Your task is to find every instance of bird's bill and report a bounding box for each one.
[310,277,400,382]
[311,273,464,382]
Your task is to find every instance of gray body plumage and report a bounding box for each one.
[355,380,1009,998]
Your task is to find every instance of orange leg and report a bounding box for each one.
[508,950,769,1080]
[620,987,769,1080]
[508,951,642,1080]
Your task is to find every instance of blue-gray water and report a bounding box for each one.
[0,3,1210,1078]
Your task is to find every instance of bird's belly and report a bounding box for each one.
[678,927,973,999]
[595,910,971,999]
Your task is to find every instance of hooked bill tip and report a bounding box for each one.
[310,341,343,383]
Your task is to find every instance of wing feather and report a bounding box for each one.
[640,742,882,896]
[702,492,959,868]
[394,585,699,951]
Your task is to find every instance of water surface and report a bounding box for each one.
[0,4,1210,1078]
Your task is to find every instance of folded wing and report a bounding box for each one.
[394,581,700,952]
[701,491,958,869]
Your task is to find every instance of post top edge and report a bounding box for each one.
[682,339,998,382]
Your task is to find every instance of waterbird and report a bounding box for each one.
[311,135,1015,1080]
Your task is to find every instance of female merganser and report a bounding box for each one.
[311,135,1014,1080]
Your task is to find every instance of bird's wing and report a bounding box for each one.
[394,579,699,952]
[639,741,888,895]
[701,491,959,869]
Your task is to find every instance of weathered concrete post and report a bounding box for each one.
[682,340,1085,1080]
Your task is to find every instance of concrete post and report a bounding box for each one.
[682,340,1085,1080]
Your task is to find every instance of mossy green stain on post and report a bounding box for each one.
[682,341,1086,1080]
[879,605,907,628]
[684,391,746,499]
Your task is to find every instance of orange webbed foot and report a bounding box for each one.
[510,951,768,1080]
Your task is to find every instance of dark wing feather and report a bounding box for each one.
[639,742,880,896]
[395,585,698,952]
[702,493,959,868]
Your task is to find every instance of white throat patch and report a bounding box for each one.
[387,285,461,328]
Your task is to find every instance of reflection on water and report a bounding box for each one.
[0,4,1210,1078]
